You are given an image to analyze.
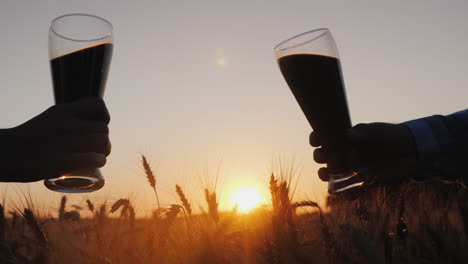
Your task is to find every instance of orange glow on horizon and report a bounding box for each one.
[230,186,262,213]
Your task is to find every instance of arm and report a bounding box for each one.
[404,109,468,181]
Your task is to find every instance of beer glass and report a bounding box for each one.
[274,28,366,194]
[45,14,113,193]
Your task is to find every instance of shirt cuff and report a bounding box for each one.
[403,117,439,162]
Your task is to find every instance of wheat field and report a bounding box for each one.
[0,156,467,264]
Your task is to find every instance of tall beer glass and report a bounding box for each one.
[45,14,113,193]
[274,28,365,194]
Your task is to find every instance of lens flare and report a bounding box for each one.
[216,56,226,67]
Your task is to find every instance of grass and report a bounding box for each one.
[0,159,466,263]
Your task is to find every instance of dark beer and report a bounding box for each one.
[278,53,351,170]
[45,42,112,192]
[51,43,113,103]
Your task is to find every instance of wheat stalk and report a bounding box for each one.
[270,173,279,212]
[292,200,320,210]
[58,195,66,221]
[86,199,95,213]
[176,185,192,216]
[110,199,128,213]
[127,204,135,225]
[159,204,182,247]
[9,211,18,230]
[22,208,48,247]
[165,204,182,222]
[142,155,161,215]
[96,203,108,223]
[63,211,80,221]
[204,188,219,223]
[270,174,294,227]
[110,199,135,226]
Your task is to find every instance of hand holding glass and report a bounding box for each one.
[274,28,366,194]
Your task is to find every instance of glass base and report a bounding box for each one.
[328,170,371,195]
[44,168,105,193]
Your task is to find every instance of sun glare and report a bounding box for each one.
[230,187,262,213]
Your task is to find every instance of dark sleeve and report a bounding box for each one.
[403,109,468,181]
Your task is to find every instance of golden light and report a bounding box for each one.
[230,186,261,213]
[216,56,226,67]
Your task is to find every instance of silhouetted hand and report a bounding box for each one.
[0,98,111,182]
[310,123,418,185]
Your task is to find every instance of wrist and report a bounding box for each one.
[0,128,14,180]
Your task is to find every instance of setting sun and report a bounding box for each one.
[230,186,262,213]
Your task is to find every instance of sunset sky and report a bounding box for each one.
[1,0,468,215]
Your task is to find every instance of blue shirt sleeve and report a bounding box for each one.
[403,109,468,181]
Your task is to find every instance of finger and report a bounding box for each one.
[309,131,322,147]
[313,148,328,164]
[62,119,109,135]
[30,152,107,181]
[58,134,111,156]
[318,167,330,181]
[55,152,107,175]
[63,97,110,123]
